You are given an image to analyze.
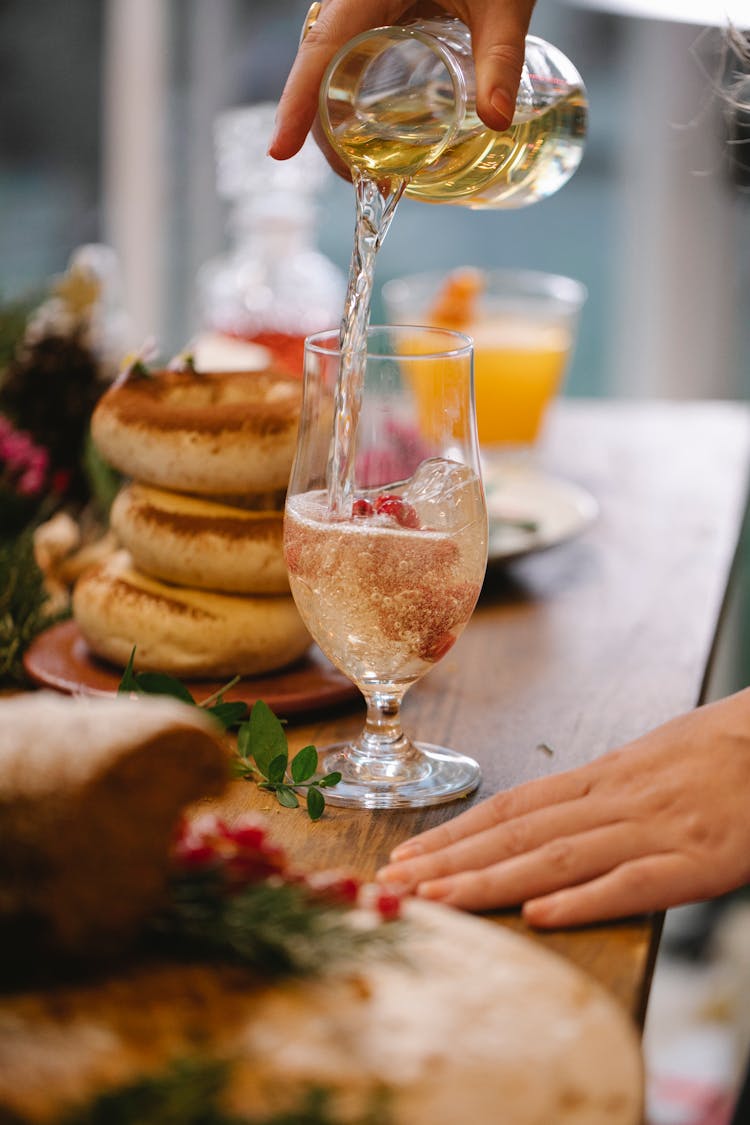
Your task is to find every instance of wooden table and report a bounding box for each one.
[215,398,750,1028]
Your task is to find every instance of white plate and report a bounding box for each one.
[189,331,271,371]
[483,456,599,563]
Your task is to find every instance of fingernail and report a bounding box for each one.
[375,866,414,894]
[267,122,284,157]
[490,89,514,130]
[390,840,422,861]
[375,875,411,895]
[522,897,556,927]
[416,880,449,901]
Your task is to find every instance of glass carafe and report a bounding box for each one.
[318,18,587,209]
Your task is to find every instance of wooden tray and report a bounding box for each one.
[23,620,361,719]
[0,899,643,1124]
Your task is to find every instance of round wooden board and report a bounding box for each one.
[23,620,361,719]
[0,899,643,1124]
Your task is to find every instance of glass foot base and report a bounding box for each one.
[320,741,481,809]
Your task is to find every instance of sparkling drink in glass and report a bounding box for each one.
[284,326,488,808]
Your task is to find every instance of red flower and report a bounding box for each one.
[51,468,72,495]
[0,413,50,500]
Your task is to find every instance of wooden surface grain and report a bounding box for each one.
[211,398,750,1027]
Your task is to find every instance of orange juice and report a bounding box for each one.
[400,338,474,445]
[402,320,571,447]
[383,268,585,448]
[471,319,572,444]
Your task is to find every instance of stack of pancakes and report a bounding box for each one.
[73,363,311,679]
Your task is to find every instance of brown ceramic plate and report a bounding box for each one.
[23,620,361,719]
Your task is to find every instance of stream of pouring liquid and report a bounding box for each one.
[326,173,405,515]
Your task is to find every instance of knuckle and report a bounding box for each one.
[488,789,512,819]
[649,784,681,817]
[299,5,350,52]
[542,836,576,875]
[300,18,334,52]
[683,810,712,848]
[483,42,526,72]
[487,782,533,822]
[413,852,454,881]
[501,818,530,858]
[430,822,468,853]
[617,861,654,895]
[441,851,470,878]
[467,866,499,904]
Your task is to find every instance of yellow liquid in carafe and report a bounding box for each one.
[329,88,587,209]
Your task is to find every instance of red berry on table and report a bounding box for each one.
[375,493,420,529]
[375,890,402,921]
[352,498,374,518]
[306,871,361,905]
[173,841,218,869]
[226,822,267,850]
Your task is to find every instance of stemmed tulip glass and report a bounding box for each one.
[283,326,488,808]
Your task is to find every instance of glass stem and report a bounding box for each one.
[357,689,413,765]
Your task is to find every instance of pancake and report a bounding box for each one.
[91,365,301,496]
[72,551,311,678]
[110,483,289,594]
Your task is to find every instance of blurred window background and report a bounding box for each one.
[1,0,748,397]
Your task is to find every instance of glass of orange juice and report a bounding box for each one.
[382,268,587,448]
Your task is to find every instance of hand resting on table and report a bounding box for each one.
[377,689,750,927]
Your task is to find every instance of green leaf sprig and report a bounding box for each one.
[118,648,249,730]
[62,1056,391,1125]
[126,359,153,380]
[235,701,341,822]
[117,652,341,819]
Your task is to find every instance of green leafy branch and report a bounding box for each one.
[118,648,249,730]
[61,1056,391,1125]
[117,654,340,820]
[0,529,69,685]
[153,874,391,978]
[234,700,341,822]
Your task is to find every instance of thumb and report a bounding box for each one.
[470,2,536,131]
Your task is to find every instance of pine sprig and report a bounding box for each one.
[234,701,341,821]
[0,529,69,684]
[60,1057,391,1125]
[60,1057,238,1125]
[151,872,390,977]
